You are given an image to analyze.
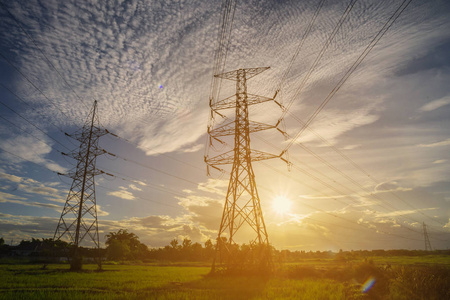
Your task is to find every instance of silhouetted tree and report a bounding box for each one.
[169,239,179,250]
[105,229,149,260]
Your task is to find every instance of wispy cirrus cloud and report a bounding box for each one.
[107,186,136,201]
[418,138,450,148]
[0,191,61,211]
[0,0,449,252]
[419,96,450,112]
[0,135,66,173]
[0,171,65,203]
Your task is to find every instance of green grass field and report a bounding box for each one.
[0,256,449,299]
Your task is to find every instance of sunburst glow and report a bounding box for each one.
[272,195,292,215]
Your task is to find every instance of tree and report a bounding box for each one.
[169,239,179,250]
[0,237,8,255]
[182,238,192,250]
[105,229,149,260]
[204,239,214,260]
[107,239,130,261]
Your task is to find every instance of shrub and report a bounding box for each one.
[389,265,450,300]
[353,262,389,299]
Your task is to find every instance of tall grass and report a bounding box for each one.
[0,264,350,299]
[0,259,448,299]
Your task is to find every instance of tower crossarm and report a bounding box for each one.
[67,127,108,142]
[206,149,280,166]
[210,120,276,137]
[62,148,107,161]
[215,67,270,81]
[62,168,105,179]
[212,93,273,111]
[250,149,280,162]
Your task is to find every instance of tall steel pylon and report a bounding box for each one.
[423,222,432,251]
[206,67,286,273]
[54,100,107,270]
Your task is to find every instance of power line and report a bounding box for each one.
[0,147,62,174]
[282,110,445,228]
[0,115,69,162]
[259,161,445,243]
[283,0,414,152]
[0,51,73,126]
[269,0,443,226]
[0,148,193,212]
[256,155,447,242]
[0,1,90,112]
[239,0,442,228]
[257,161,426,242]
[106,132,204,173]
[0,147,439,244]
[102,150,201,187]
[275,0,326,94]
[0,98,71,151]
[205,0,237,159]
[96,165,190,199]
[96,185,179,209]
[264,136,444,236]
[278,0,359,122]
[0,83,71,139]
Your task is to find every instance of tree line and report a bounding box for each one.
[1,232,448,263]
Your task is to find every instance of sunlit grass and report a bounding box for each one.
[0,264,351,299]
[0,256,448,299]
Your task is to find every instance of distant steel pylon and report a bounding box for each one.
[206,67,286,273]
[423,222,432,251]
[54,100,107,270]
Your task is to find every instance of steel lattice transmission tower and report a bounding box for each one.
[423,222,432,251]
[54,100,108,270]
[206,67,286,273]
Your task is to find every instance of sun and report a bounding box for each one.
[272,195,292,215]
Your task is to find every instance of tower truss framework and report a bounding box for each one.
[206,67,285,273]
[423,222,432,251]
[54,100,107,270]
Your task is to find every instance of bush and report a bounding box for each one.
[389,265,450,300]
[353,262,389,299]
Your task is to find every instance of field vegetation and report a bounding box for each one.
[1,234,449,299]
[1,255,449,299]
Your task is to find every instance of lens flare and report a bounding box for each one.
[361,276,376,293]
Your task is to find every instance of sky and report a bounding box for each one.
[0,0,449,252]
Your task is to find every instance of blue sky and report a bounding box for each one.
[0,0,449,251]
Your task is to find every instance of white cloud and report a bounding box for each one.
[0,135,66,173]
[128,184,142,191]
[0,191,61,211]
[107,186,135,201]
[341,144,361,150]
[418,138,450,148]
[376,207,437,218]
[197,178,228,195]
[133,180,147,187]
[433,159,447,164]
[1,0,450,251]
[285,102,381,146]
[419,96,450,111]
[180,144,204,153]
[176,194,219,208]
[0,172,22,183]
[0,171,66,203]
[374,181,412,193]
